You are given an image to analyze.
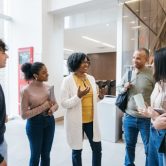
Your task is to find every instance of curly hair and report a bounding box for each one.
[67,52,90,72]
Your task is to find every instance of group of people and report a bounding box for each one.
[0,40,104,166]
[0,37,166,166]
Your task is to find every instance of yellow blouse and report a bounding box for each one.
[73,74,93,123]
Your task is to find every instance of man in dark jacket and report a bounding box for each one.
[0,39,8,166]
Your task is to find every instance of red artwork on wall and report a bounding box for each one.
[18,47,33,114]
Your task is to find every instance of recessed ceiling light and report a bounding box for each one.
[123,15,129,18]
[101,42,115,48]
[82,36,100,43]
[131,25,141,29]
[125,0,142,4]
[82,36,115,48]
[64,48,74,52]
[130,21,136,24]
[106,24,110,27]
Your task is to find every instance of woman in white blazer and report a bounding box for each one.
[61,52,104,166]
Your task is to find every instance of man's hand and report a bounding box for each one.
[77,86,90,98]
[124,82,132,91]
[0,160,7,166]
[138,106,159,119]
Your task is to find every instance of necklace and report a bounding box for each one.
[74,73,87,88]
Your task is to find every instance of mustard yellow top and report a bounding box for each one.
[73,74,93,123]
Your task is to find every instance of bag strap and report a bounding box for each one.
[128,70,132,82]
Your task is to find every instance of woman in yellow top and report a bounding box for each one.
[61,52,104,166]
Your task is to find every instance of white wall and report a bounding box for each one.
[49,0,91,11]
[42,0,64,118]
[8,0,42,116]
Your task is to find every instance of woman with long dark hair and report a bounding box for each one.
[139,48,166,166]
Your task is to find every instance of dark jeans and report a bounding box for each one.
[148,126,164,166]
[72,122,102,166]
[26,114,55,166]
[123,114,150,166]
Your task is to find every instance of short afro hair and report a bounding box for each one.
[67,52,90,72]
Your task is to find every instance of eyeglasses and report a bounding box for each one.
[81,60,90,65]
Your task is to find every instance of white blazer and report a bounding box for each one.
[60,73,101,149]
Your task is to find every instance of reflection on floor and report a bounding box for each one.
[6,118,145,166]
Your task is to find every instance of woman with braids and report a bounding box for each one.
[21,62,58,166]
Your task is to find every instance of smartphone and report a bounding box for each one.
[154,108,165,115]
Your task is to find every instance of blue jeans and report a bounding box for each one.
[148,126,164,166]
[72,122,102,166]
[0,139,7,162]
[26,114,55,166]
[123,114,150,166]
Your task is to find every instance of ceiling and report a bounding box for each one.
[64,21,117,56]
[59,0,119,57]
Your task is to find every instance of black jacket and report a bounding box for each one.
[0,84,6,163]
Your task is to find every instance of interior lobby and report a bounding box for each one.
[0,0,166,165]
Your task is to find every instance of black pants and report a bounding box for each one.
[72,122,102,166]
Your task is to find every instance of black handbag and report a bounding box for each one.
[115,70,132,113]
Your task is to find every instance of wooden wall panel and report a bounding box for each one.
[87,52,116,95]
[87,52,116,80]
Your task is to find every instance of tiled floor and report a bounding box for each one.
[5,118,145,166]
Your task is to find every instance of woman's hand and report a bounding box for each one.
[48,103,59,116]
[153,113,166,130]
[77,86,90,98]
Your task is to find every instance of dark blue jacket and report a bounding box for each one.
[0,84,6,163]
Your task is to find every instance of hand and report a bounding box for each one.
[47,109,53,116]
[77,86,90,98]
[124,82,132,91]
[138,106,159,119]
[5,115,8,123]
[138,107,150,118]
[48,104,59,116]
[48,100,55,108]
[0,160,7,166]
[153,113,166,130]
[148,107,160,120]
